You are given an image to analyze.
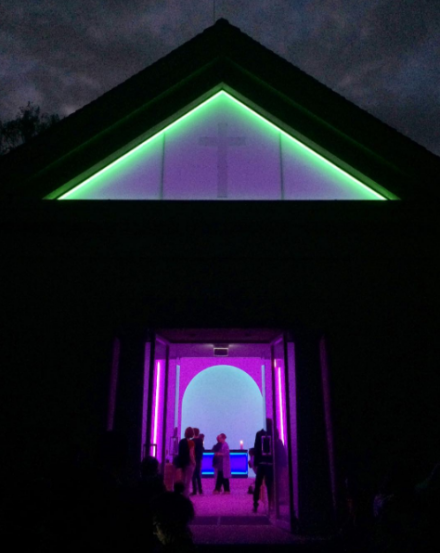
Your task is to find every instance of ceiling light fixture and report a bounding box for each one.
[214,346,229,356]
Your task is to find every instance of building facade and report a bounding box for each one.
[1,20,440,533]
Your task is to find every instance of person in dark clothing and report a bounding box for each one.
[175,427,195,498]
[252,419,273,512]
[191,429,205,495]
[138,455,166,500]
[212,436,224,493]
[213,434,231,494]
[152,490,195,552]
[122,456,166,552]
[176,431,190,469]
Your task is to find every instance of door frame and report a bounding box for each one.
[142,328,298,531]
[144,332,170,471]
[270,332,297,532]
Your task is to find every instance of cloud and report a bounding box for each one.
[0,0,439,154]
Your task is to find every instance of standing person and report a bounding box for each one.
[213,433,231,494]
[191,429,205,496]
[212,436,222,493]
[252,419,273,512]
[176,427,196,498]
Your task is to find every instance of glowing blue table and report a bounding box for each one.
[201,449,249,478]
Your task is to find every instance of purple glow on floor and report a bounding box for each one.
[190,478,261,518]
[190,476,300,545]
[190,480,301,545]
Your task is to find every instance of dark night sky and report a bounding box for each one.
[1,0,439,155]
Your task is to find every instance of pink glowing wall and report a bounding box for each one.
[162,356,274,461]
[178,358,271,437]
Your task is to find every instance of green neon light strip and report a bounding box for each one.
[225,93,386,201]
[58,90,386,200]
[59,91,225,200]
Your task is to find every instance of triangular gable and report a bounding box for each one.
[57,91,385,201]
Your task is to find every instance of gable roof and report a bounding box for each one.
[0,18,439,200]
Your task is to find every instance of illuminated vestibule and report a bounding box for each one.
[135,331,305,525]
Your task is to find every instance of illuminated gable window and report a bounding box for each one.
[58,91,386,201]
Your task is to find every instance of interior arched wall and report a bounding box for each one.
[179,362,265,451]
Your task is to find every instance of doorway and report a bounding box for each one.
[143,329,297,531]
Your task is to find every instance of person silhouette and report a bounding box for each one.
[191,429,205,496]
[252,419,273,512]
[175,427,196,498]
[213,434,231,494]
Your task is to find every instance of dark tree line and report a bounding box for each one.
[0,102,61,155]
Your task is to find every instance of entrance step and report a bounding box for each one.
[192,515,270,525]
[196,546,338,552]
[191,520,336,550]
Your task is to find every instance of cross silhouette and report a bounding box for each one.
[199,122,246,198]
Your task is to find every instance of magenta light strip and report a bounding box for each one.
[286,341,299,518]
[152,361,161,457]
[278,366,285,444]
[141,342,151,460]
